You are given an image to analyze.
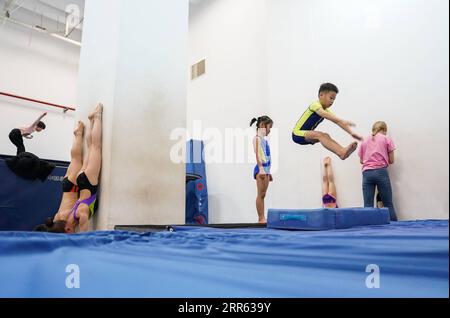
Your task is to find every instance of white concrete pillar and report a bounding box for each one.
[77,0,188,230]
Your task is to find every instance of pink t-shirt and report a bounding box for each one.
[358,134,396,172]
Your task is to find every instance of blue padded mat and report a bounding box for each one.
[0,220,448,298]
[186,140,209,225]
[0,158,69,231]
[268,208,390,231]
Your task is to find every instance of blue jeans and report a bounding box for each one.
[362,168,398,221]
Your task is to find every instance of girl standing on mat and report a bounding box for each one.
[358,121,398,221]
[322,157,339,208]
[251,116,273,224]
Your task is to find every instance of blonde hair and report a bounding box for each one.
[372,121,388,138]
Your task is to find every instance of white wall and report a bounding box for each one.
[0,21,79,161]
[189,0,449,222]
[188,0,269,223]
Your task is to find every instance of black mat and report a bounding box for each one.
[115,223,267,233]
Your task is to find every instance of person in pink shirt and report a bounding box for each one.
[8,112,47,155]
[358,121,397,221]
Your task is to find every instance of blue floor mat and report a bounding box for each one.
[0,220,448,298]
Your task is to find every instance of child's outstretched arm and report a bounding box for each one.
[24,112,48,132]
[21,112,47,139]
[316,109,363,141]
[29,112,48,128]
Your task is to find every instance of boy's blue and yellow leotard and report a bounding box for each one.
[292,101,333,145]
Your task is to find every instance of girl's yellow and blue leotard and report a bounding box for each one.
[292,101,333,145]
[254,137,271,179]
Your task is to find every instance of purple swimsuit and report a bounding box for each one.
[71,194,97,221]
[322,194,338,208]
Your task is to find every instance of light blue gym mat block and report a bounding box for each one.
[267,208,390,231]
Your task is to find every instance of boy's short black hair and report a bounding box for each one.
[319,83,339,96]
[37,121,46,130]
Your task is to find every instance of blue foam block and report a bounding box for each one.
[0,157,68,231]
[268,208,390,231]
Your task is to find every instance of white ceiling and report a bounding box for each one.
[2,0,85,23]
[38,0,85,12]
[189,0,207,5]
[1,0,84,41]
[0,0,206,44]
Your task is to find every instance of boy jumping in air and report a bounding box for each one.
[292,83,362,160]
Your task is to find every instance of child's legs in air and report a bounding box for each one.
[65,121,84,182]
[78,118,93,175]
[322,165,329,197]
[324,157,337,198]
[84,105,103,186]
[305,131,357,160]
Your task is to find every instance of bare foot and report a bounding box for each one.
[74,121,85,136]
[258,218,267,224]
[340,142,358,160]
[88,103,103,120]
